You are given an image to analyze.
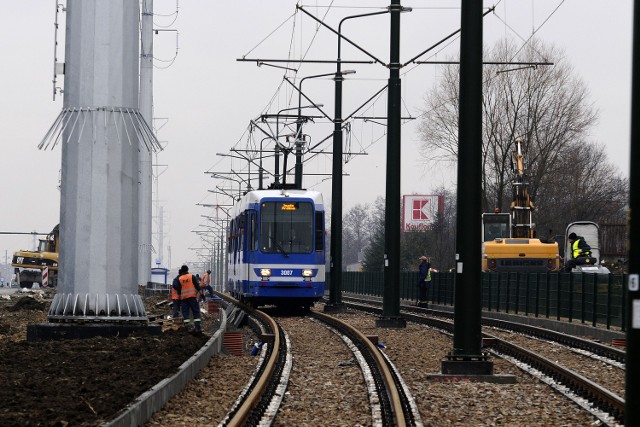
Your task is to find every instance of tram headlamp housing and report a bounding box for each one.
[302,269,313,278]
[260,268,271,279]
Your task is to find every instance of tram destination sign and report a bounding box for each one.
[402,194,444,232]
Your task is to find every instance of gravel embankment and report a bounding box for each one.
[2,291,616,426]
[271,315,372,427]
[487,327,625,398]
[145,351,259,426]
[328,308,602,427]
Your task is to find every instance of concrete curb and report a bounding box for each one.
[104,308,228,427]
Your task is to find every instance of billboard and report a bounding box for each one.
[402,195,444,232]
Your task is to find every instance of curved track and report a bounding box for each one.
[215,299,415,426]
[340,296,625,425]
[310,310,414,426]
[214,294,284,426]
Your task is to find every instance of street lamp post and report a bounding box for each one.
[294,72,341,189]
[326,10,385,314]
[259,137,270,189]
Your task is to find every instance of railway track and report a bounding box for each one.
[344,295,627,397]
[5,291,618,425]
[340,296,625,426]
[309,309,417,426]
[216,295,416,426]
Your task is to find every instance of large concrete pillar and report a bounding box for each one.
[47,0,155,320]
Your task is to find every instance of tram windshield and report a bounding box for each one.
[260,201,314,254]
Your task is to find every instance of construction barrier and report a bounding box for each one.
[207,297,222,316]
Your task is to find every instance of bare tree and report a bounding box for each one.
[362,197,386,272]
[419,38,597,212]
[418,38,626,237]
[342,203,371,267]
[536,140,628,237]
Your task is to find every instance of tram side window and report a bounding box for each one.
[251,214,258,251]
[236,214,242,252]
[227,220,234,253]
[315,211,324,251]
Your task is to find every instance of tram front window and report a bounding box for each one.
[260,201,313,254]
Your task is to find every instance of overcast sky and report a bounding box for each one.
[0,0,633,272]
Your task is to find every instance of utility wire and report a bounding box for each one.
[241,12,297,59]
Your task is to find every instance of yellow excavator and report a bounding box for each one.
[11,224,59,288]
[482,141,560,273]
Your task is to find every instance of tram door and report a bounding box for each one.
[245,211,257,288]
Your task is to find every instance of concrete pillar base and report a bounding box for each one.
[375,316,407,328]
[323,302,347,313]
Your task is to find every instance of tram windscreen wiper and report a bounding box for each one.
[274,240,289,257]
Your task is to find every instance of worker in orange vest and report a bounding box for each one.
[173,264,202,333]
[200,269,214,301]
[168,266,185,320]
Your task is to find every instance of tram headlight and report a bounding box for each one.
[260,268,271,279]
[302,269,313,278]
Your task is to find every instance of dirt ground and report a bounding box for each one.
[0,289,211,426]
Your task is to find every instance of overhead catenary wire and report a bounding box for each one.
[215,0,568,196]
[152,0,180,28]
[241,11,297,59]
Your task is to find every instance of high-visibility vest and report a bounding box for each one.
[169,286,179,301]
[203,273,210,286]
[179,274,198,300]
[572,239,592,259]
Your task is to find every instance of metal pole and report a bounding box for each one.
[376,0,405,328]
[259,137,268,190]
[441,0,492,375]
[327,28,346,313]
[295,81,305,189]
[326,11,382,314]
[295,73,335,189]
[625,1,640,423]
[138,0,153,286]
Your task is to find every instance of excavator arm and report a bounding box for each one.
[510,140,535,238]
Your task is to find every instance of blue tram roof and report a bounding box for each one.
[232,189,324,215]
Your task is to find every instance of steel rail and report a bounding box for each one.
[489,338,625,422]
[340,298,625,425]
[344,295,626,364]
[480,316,626,364]
[310,310,408,426]
[214,294,282,427]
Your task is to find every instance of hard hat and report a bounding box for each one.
[568,233,577,240]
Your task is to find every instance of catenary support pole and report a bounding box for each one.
[441,0,492,374]
[625,1,640,424]
[325,9,383,314]
[327,62,345,312]
[376,0,406,328]
[138,0,153,286]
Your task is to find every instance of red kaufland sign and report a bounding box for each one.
[402,195,444,232]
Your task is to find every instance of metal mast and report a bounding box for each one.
[139,0,154,283]
[44,0,159,323]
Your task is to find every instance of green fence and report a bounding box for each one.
[337,271,626,331]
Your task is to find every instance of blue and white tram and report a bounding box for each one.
[227,189,326,308]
